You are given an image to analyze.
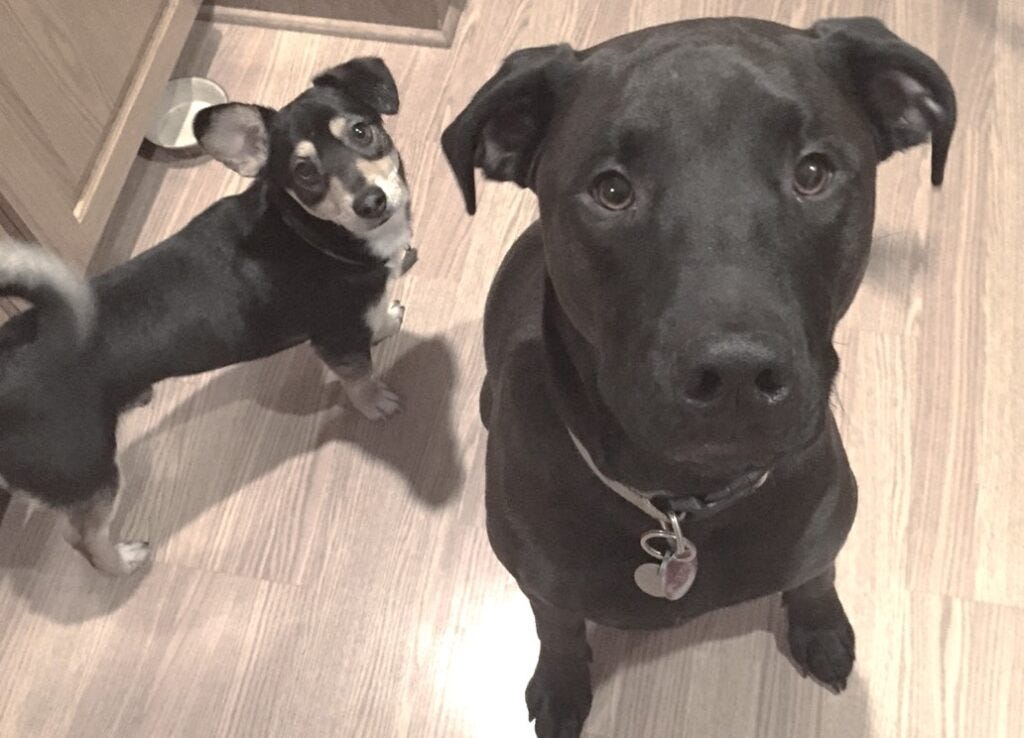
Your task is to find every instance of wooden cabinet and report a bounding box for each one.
[0,0,201,266]
[200,0,463,47]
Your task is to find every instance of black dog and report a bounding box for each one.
[0,57,414,576]
[443,17,954,736]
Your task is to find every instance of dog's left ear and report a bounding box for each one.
[193,103,276,177]
[313,57,399,116]
[812,17,956,185]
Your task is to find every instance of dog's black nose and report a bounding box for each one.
[353,186,387,219]
[680,334,793,410]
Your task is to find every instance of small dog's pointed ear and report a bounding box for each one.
[812,17,956,186]
[193,103,276,177]
[441,44,579,214]
[313,57,399,116]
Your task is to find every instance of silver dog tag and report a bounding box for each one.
[661,544,697,601]
[634,513,698,600]
[634,561,667,597]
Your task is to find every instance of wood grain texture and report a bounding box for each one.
[0,0,1021,736]
[0,0,201,265]
[197,4,463,48]
[200,0,460,31]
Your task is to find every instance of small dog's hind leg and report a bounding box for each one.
[62,475,149,576]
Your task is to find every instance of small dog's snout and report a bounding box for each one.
[353,186,387,219]
[680,334,793,410]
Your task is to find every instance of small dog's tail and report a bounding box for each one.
[0,240,96,347]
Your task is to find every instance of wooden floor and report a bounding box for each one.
[1,0,1022,736]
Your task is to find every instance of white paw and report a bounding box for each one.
[388,300,406,326]
[349,379,401,421]
[116,541,150,574]
[373,300,404,343]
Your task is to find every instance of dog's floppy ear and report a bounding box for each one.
[313,57,399,116]
[812,17,956,186]
[193,103,276,177]
[441,44,579,214]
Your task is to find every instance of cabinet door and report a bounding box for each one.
[0,0,200,266]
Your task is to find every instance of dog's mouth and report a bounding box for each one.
[358,209,393,229]
[656,413,826,482]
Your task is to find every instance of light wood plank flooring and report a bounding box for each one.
[1,0,1021,736]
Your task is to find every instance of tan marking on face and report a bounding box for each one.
[329,115,355,140]
[294,139,317,158]
[287,176,364,232]
[356,154,398,181]
[356,152,407,216]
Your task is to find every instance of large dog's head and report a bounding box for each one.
[443,17,954,476]
[194,57,408,237]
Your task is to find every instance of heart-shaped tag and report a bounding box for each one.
[634,562,665,598]
[661,555,697,601]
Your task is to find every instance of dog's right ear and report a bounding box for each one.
[193,103,276,177]
[441,44,578,214]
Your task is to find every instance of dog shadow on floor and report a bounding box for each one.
[587,595,871,733]
[0,331,464,621]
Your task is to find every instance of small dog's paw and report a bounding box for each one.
[115,541,151,575]
[349,379,401,421]
[787,613,855,692]
[388,300,406,326]
[525,658,592,738]
[372,301,405,344]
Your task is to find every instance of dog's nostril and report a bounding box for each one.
[354,186,387,219]
[754,367,788,400]
[685,368,723,403]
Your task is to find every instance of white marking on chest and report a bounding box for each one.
[363,206,411,270]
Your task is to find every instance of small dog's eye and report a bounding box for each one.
[351,122,372,143]
[591,172,635,211]
[793,154,833,196]
[293,160,320,184]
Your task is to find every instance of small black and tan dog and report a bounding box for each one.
[0,57,414,576]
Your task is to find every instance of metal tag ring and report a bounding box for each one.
[640,529,677,559]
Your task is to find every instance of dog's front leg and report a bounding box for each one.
[525,596,593,738]
[782,564,856,692]
[314,346,400,421]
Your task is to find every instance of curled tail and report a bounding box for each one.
[0,240,95,347]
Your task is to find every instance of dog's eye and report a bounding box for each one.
[793,154,833,196]
[591,172,635,211]
[351,122,373,144]
[293,160,320,184]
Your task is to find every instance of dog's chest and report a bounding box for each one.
[364,208,411,273]
[359,210,412,339]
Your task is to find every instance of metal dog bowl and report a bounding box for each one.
[145,77,228,150]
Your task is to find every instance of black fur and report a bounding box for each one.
[0,57,410,571]
[442,17,954,737]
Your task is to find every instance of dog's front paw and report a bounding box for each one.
[787,604,855,692]
[348,378,401,421]
[526,657,592,738]
[115,541,151,575]
[372,301,405,344]
[386,300,405,332]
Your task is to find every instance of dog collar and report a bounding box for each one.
[567,428,769,601]
[268,186,389,271]
[566,428,770,523]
